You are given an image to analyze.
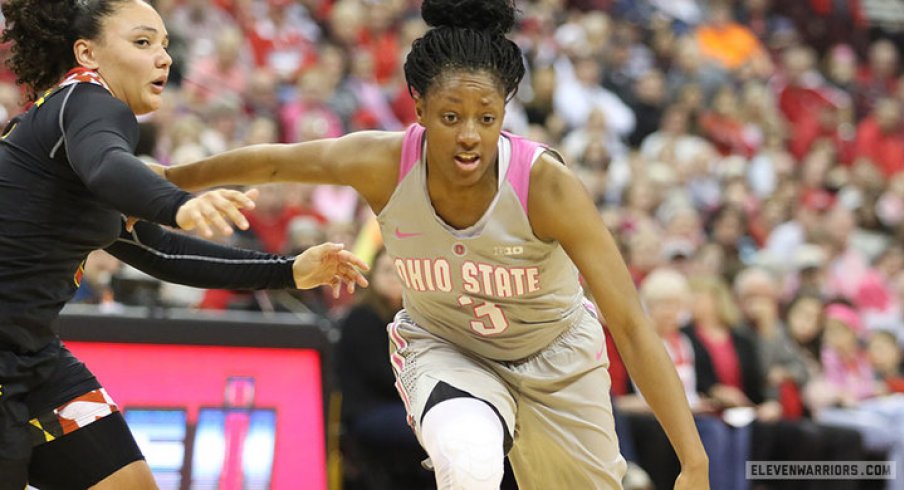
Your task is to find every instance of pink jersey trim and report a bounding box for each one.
[502,131,545,213]
[399,124,425,183]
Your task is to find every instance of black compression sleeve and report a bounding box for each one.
[60,84,191,227]
[105,221,296,290]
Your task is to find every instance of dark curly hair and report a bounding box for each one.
[404,0,525,101]
[1,0,134,100]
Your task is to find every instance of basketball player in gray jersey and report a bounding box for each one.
[165,0,710,488]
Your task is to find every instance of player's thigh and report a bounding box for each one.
[28,410,145,489]
[504,317,626,489]
[389,318,516,440]
[509,366,626,490]
[90,460,157,490]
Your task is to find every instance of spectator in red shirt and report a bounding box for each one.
[699,86,758,157]
[853,98,904,177]
[245,0,319,84]
[775,46,852,161]
[357,1,401,84]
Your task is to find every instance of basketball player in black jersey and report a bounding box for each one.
[0,1,368,488]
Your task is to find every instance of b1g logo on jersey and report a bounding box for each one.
[493,245,524,256]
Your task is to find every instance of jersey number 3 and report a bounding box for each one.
[458,295,509,335]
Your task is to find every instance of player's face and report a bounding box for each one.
[88,0,171,115]
[416,71,505,189]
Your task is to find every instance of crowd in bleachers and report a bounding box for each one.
[4,0,904,488]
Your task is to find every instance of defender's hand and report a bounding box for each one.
[292,243,369,295]
[175,188,258,238]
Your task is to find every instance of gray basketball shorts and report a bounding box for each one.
[387,308,627,489]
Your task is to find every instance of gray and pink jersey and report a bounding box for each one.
[377,124,587,362]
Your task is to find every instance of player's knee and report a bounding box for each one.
[421,398,505,490]
[426,425,505,490]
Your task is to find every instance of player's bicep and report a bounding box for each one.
[318,131,402,210]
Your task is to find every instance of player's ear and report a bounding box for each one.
[73,39,100,70]
[414,95,425,125]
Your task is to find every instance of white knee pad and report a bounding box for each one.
[421,397,506,490]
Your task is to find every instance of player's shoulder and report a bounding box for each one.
[54,83,133,123]
[530,147,570,181]
[336,129,405,171]
[56,82,118,106]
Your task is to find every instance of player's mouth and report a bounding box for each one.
[454,152,480,172]
[150,76,167,94]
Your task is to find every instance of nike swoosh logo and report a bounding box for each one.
[395,227,423,239]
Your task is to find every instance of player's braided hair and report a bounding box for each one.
[1,0,134,100]
[404,0,525,101]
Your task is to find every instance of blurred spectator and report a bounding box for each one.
[245,0,320,83]
[705,204,758,283]
[855,39,900,117]
[667,36,729,103]
[774,45,853,161]
[735,0,792,44]
[326,0,367,51]
[694,1,769,74]
[343,50,403,131]
[601,27,652,103]
[182,27,250,106]
[167,0,238,59]
[699,86,758,158]
[868,329,904,393]
[554,53,636,136]
[280,67,344,142]
[244,69,282,117]
[852,97,904,177]
[627,69,667,148]
[734,267,810,417]
[562,106,626,164]
[357,0,402,85]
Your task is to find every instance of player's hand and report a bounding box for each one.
[674,461,710,490]
[175,188,258,238]
[292,243,369,295]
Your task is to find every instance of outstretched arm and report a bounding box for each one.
[164,131,403,212]
[529,154,709,490]
[106,221,368,291]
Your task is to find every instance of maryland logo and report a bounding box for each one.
[74,259,86,287]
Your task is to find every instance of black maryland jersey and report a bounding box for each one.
[0,83,294,353]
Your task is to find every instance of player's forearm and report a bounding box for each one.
[612,321,708,469]
[166,144,280,192]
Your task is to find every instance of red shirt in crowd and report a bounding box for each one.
[853,116,904,177]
